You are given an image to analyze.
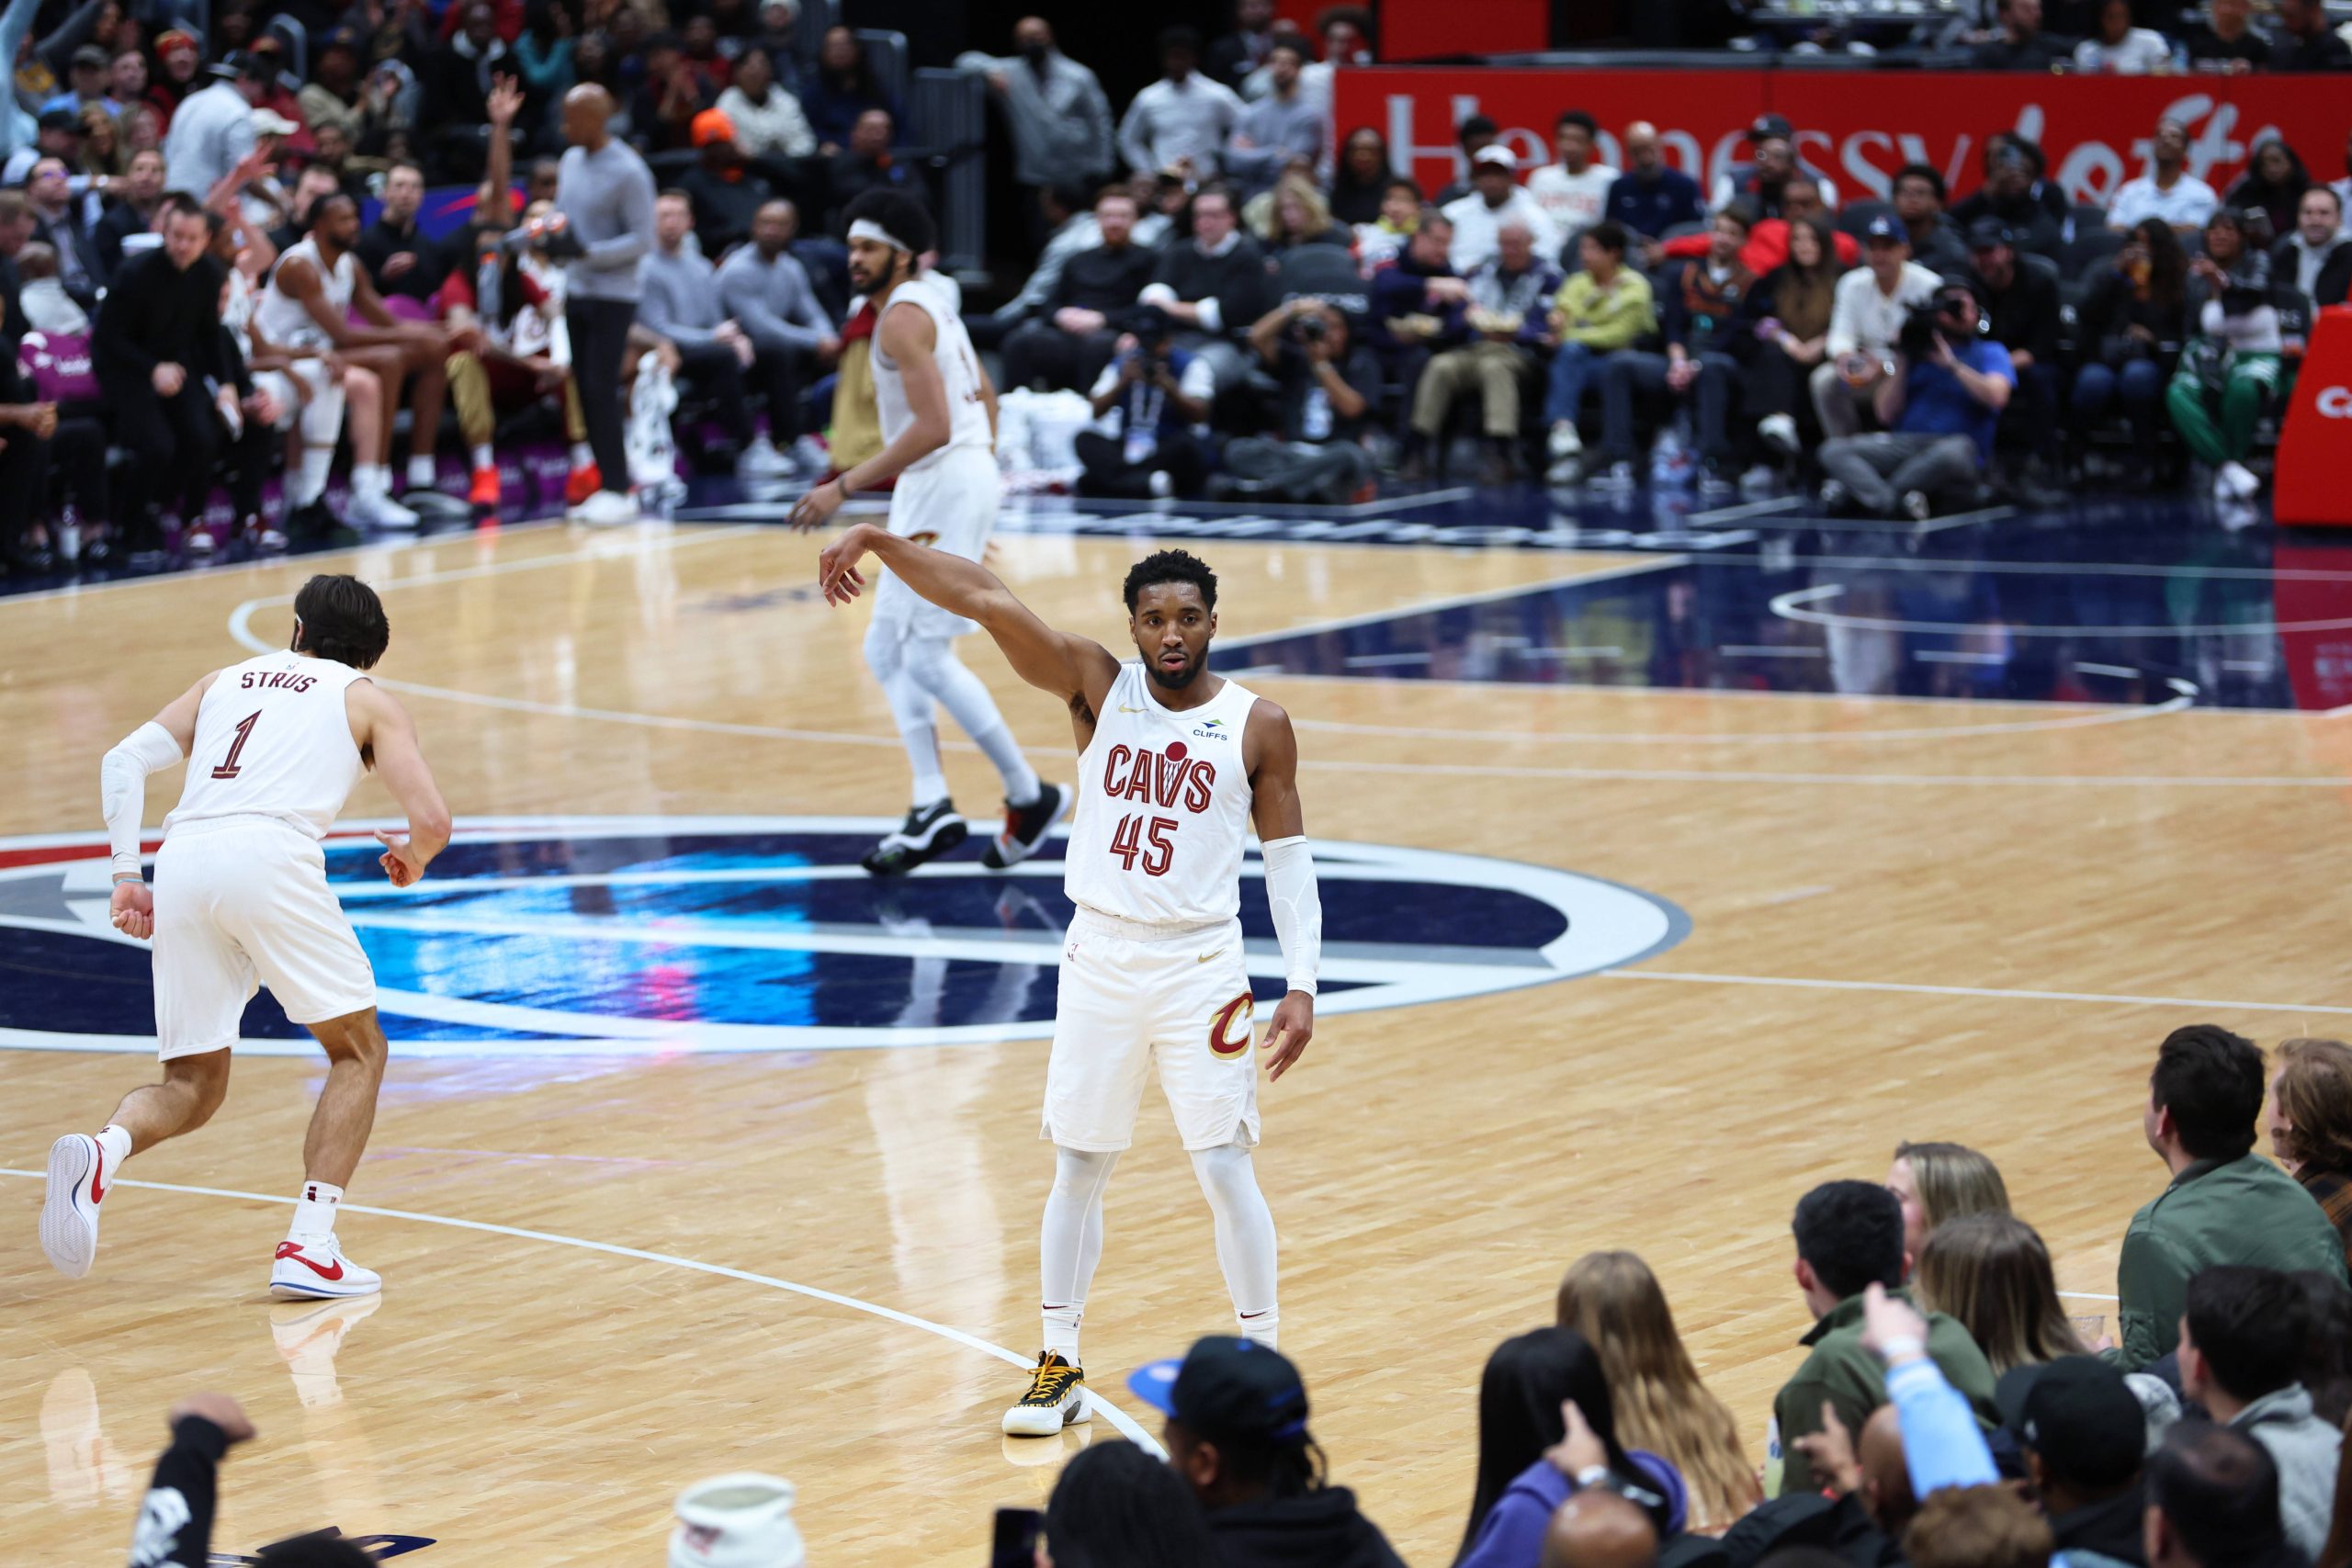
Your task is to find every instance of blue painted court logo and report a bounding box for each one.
[0,817,1686,1057]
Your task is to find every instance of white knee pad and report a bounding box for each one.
[864,614,908,685]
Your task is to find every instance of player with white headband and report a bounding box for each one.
[790,190,1067,876]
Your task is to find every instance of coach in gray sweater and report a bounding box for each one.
[716,198,839,449]
[554,83,656,519]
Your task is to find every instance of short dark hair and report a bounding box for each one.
[387,159,424,184]
[1317,4,1372,40]
[2146,1421,2286,1567]
[2295,1269,2352,1426]
[1894,163,1947,202]
[292,574,391,670]
[255,1538,379,1568]
[1192,182,1236,218]
[1124,549,1217,614]
[2150,1024,2265,1161]
[1583,219,1630,257]
[842,186,935,259]
[1044,1435,1223,1568]
[1456,113,1498,150]
[1555,108,1598,138]
[2187,1267,2309,1402]
[158,191,204,224]
[1719,199,1758,235]
[1382,176,1420,201]
[1267,35,1309,65]
[656,186,693,205]
[308,192,355,230]
[1792,1180,1906,1301]
[1157,24,1203,56]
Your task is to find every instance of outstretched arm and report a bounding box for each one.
[349,681,453,887]
[99,673,215,941]
[819,522,1118,726]
[1247,698,1317,1081]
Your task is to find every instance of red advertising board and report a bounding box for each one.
[1334,66,2352,210]
[2272,305,2352,528]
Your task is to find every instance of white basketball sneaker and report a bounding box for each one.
[40,1133,107,1280]
[1001,1351,1090,1437]
[270,1234,382,1300]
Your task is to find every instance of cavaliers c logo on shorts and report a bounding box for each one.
[1208,993,1254,1058]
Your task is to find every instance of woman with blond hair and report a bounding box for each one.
[1886,1140,2010,1265]
[1911,1213,2087,1376]
[1555,1251,1759,1532]
[1247,170,1349,255]
[2267,1038,2352,1268]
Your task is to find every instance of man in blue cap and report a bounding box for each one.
[1140,1336,1406,1568]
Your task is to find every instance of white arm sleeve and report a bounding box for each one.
[100,722,185,879]
[1260,834,1321,998]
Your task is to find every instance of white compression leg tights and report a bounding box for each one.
[900,635,1041,807]
[865,617,948,807]
[1192,1143,1280,1345]
[1038,1145,1121,1362]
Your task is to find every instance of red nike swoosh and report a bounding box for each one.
[87,1143,105,1204]
[274,1242,344,1280]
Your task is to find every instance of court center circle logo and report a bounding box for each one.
[0,817,1688,1057]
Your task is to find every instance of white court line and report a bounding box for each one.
[0,1167,1165,1455]
[1688,496,1805,524]
[1601,967,2352,1018]
[1220,555,1690,652]
[1775,582,2352,637]
[1302,757,2352,789]
[2060,1292,2122,1302]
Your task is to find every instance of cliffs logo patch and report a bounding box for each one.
[0,818,1686,1058]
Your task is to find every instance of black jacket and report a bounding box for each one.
[93,199,160,282]
[354,216,450,305]
[2271,235,2352,308]
[2047,1480,2149,1568]
[1974,260,2062,367]
[1149,234,1276,342]
[1206,1487,1408,1568]
[93,249,230,391]
[127,1416,229,1566]
[1720,1490,1904,1568]
[1049,241,1158,316]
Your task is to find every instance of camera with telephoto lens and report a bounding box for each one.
[1899,286,1984,359]
[1294,308,1327,344]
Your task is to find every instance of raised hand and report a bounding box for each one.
[487,73,524,128]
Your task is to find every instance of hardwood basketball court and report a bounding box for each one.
[6,510,2348,1563]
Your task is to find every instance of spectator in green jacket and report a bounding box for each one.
[2117,1025,2350,1372]
[1771,1179,2000,1496]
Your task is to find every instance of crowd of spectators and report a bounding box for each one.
[123,1024,2352,1568]
[5,0,2352,578]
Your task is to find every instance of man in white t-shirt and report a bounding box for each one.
[1442,144,1560,274]
[1525,109,1617,244]
[2107,118,2220,233]
[1812,214,1942,440]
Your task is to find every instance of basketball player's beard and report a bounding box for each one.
[1146,641,1210,690]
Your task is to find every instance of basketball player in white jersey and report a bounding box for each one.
[816,532,1321,1437]
[261,193,471,533]
[787,189,1067,876]
[40,575,452,1300]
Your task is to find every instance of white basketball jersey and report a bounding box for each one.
[1063,665,1260,926]
[255,237,356,355]
[870,273,991,475]
[164,651,369,840]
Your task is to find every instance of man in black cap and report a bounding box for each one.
[2001,1357,2150,1568]
[1963,216,2064,495]
[1711,114,1838,220]
[51,44,121,117]
[1145,1337,1407,1568]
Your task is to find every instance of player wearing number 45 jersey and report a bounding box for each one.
[39,575,451,1301]
[818,535,1322,1438]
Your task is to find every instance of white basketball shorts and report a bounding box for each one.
[872,445,1000,644]
[1041,908,1261,1154]
[151,818,377,1060]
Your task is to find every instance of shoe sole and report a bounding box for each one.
[984,785,1069,870]
[863,818,968,876]
[40,1134,98,1280]
[1001,1391,1091,1437]
[269,1278,383,1301]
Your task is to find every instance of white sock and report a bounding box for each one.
[290,447,334,507]
[1040,1147,1119,1365]
[904,639,1039,805]
[288,1179,344,1239]
[470,444,493,471]
[96,1123,132,1175]
[406,455,436,489]
[1191,1144,1279,1343]
[354,463,388,499]
[907,729,949,811]
[570,442,595,469]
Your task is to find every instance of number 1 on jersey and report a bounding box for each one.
[1108,813,1178,876]
[211,711,261,780]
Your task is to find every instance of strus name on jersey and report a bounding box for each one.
[241,668,321,693]
[1102,741,1216,814]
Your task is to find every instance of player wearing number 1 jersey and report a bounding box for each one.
[39,575,451,1300]
[817,534,1324,1439]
